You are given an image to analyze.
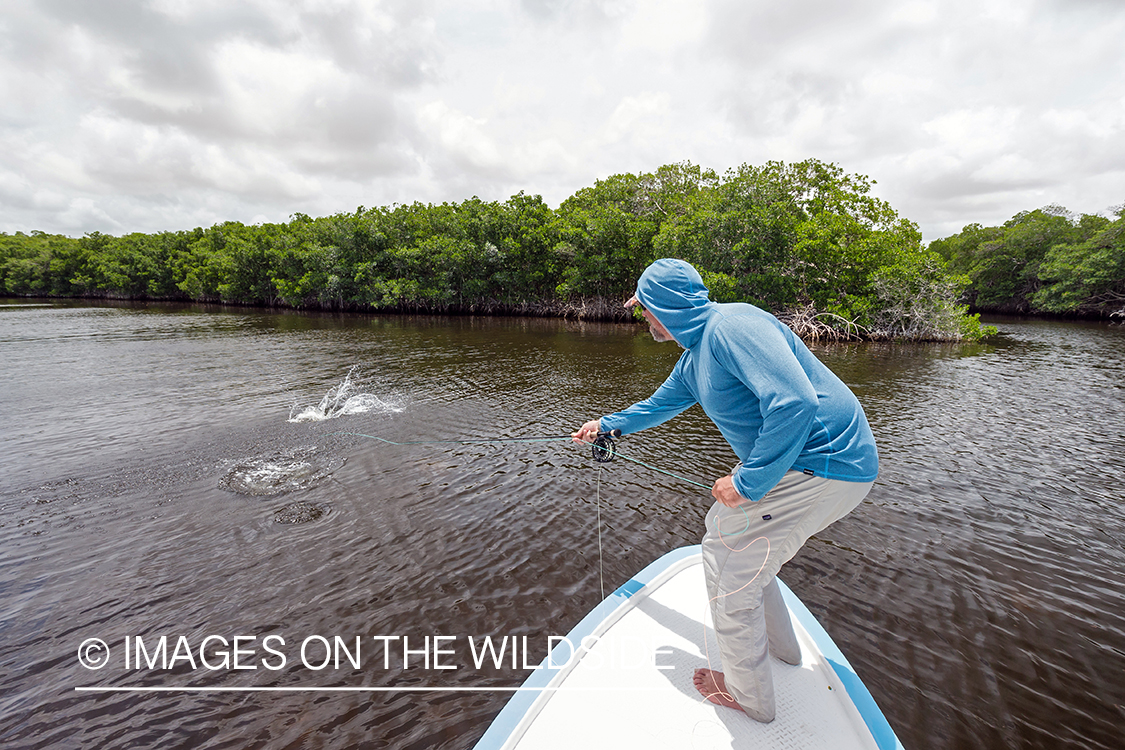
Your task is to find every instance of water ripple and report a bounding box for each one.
[2,308,1124,749]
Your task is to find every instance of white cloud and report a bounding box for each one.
[921,108,1023,160]
[59,198,124,234]
[601,93,672,145]
[971,154,1044,186]
[417,100,504,173]
[1042,107,1121,141]
[619,0,707,52]
[0,168,66,211]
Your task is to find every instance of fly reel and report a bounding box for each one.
[591,429,621,463]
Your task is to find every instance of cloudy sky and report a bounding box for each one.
[2,0,1123,242]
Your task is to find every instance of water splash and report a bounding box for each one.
[288,367,405,423]
[218,446,344,497]
[274,500,330,525]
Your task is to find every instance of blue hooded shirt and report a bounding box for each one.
[600,259,879,502]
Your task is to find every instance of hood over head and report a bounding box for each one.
[632,259,715,349]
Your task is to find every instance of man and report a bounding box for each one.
[572,258,878,723]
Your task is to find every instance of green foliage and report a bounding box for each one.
[0,231,85,295]
[866,247,987,341]
[698,270,740,303]
[654,159,956,337]
[960,313,998,341]
[178,223,240,300]
[932,205,1122,316]
[1033,216,1125,315]
[552,174,656,299]
[1,160,1003,339]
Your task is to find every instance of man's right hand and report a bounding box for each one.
[572,419,601,444]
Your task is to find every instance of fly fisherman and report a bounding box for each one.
[572,258,879,723]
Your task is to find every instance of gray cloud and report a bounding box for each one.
[700,0,1125,237]
[1,0,444,231]
[1,0,1123,241]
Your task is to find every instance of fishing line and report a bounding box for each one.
[315,346,848,722]
[592,431,752,536]
[336,429,752,532]
[330,432,573,461]
[698,516,771,711]
[603,445,712,492]
[340,424,769,709]
[591,435,772,711]
[334,428,710,484]
[596,466,605,601]
[332,432,573,446]
[338,428,620,602]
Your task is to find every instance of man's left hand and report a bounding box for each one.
[711,475,749,508]
[571,419,601,444]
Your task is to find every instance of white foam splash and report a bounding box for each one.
[219,446,345,496]
[288,367,405,423]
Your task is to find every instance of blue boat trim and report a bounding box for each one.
[472,545,904,750]
[774,578,905,750]
[614,577,645,598]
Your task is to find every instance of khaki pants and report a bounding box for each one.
[701,470,873,722]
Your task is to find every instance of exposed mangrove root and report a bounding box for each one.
[12,292,981,341]
[344,296,636,321]
[775,305,868,342]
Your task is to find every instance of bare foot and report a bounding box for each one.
[693,668,744,712]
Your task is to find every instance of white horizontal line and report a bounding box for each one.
[75,686,667,693]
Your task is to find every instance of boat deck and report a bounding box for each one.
[474,546,902,750]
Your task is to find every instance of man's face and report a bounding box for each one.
[642,306,676,343]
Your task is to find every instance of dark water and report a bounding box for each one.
[1,300,1123,749]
